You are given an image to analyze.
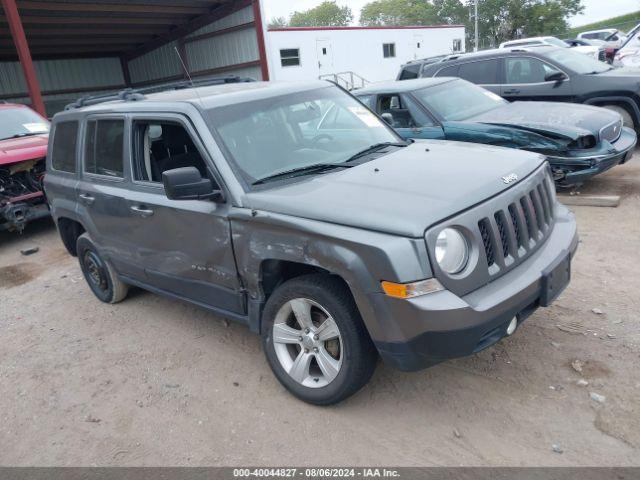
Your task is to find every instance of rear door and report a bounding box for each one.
[76,116,137,275]
[500,56,574,102]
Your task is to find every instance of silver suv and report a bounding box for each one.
[44,78,578,405]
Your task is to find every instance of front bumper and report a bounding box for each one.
[372,204,578,372]
[548,127,636,185]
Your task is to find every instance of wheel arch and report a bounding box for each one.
[56,216,86,256]
[583,96,640,127]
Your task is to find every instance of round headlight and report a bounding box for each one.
[435,228,469,274]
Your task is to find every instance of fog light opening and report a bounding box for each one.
[506,317,518,336]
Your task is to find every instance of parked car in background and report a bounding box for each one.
[565,38,613,63]
[45,79,578,405]
[0,102,50,232]
[613,24,640,67]
[414,47,640,130]
[578,29,626,49]
[356,78,636,186]
[499,36,604,61]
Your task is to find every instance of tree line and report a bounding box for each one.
[268,0,584,50]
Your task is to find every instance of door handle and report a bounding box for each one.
[503,88,520,94]
[130,205,154,218]
[79,193,95,205]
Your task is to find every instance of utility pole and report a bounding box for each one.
[474,0,479,52]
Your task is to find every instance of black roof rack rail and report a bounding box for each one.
[64,75,256,111]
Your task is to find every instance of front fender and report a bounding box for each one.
[229,208,432,342]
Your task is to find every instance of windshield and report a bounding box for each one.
[412,79,507,121]
[207,86,400,186]
[542,48,610,74]
[0,107,50,141]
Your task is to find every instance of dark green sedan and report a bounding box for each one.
[354,78,636,186]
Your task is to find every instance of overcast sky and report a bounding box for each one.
[263,0,640,28]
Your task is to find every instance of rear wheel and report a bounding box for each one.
[262,274,377,405]
[602,104,635,130]
[76,233,128,304]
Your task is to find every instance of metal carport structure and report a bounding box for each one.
[0,0,269,116]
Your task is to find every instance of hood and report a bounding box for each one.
[469,101,619,138]
[0,134,49,166]
[243,140,545,237]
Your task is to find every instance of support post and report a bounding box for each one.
[252,0,270,81]
[1,0,46,116]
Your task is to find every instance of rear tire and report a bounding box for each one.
[76,233,128,304]
[602,104,635,130]
[262,274,377,405]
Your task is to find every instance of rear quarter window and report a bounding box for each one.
[458,60,499,84]
[51,121,79,173]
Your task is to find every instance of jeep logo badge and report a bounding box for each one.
[502,173,518,184]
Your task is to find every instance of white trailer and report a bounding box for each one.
[265,25,465,88]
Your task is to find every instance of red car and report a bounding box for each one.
[0,102,50,232]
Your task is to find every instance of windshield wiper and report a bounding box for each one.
[345,142,409,163]
[252,163,353,185]
[9,132,42,139]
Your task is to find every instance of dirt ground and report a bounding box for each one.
[1,159,639,467]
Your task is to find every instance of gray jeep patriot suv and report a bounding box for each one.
[45,78,578,405]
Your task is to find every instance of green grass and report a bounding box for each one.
[567,11,640,37]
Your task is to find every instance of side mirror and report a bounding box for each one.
[381,112,394,125]
[162,167,224,202]
[545,71,568,82]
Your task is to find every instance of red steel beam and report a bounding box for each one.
[0,0,45,115]
[252,0,269,81]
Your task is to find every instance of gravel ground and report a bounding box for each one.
[1,159,639,467]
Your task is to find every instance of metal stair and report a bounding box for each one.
[319,71,370,90]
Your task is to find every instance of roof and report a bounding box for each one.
[60,80,332,114]
[0,0,248,61]
[424,45,558,62]
[356,77,455,95]
[268,24,464,32]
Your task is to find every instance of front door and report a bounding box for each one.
[123,115,244,314]
[316,39,333,75]
[501,56,574,102]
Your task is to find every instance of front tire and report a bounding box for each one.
[76,233,128,304]
[262,274,377,405]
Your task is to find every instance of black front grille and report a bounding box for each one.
[598,50,606,62]
[478,176,555,273]
[478,219,495,267]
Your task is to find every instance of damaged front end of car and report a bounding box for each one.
[0,158,49,232]
[470,122,637,187]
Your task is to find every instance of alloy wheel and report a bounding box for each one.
[272,298,343,388]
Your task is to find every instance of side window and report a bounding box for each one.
[452,39,462,52]
[356,94,374,109]
[399,64,421,80]
[458,60,498,84]
[435,64,459,77]
[383,43,396,58]
[378,94,425,128]
[401,94,435,127]
[51,121,79,173]
[132,121,209,183]
[84,119,124,178]
[505,57,560,84]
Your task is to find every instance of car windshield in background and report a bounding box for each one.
[542,48,611,74]
[207,87,400,186]
[413,80,507,121]
[0,108,50,141]
[544,37,570,48]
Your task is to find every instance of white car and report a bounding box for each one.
[500,36,603,61]
[578,29,626,49]
[614,24,640,67]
